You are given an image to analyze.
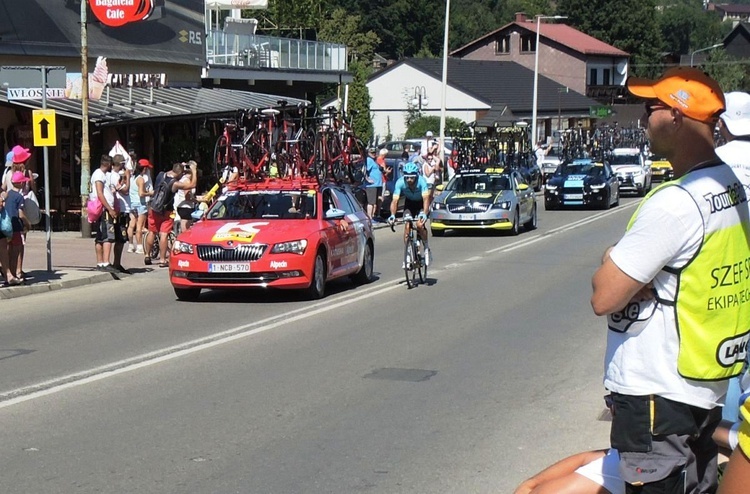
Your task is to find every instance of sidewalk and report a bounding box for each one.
[2,219,393,300]
[0,230,151,300]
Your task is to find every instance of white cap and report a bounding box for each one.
[720,91,750,137]
[425,130,433,137]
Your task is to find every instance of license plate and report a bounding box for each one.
[208,263,251,273]
[564,194,583,200]
[458,214,476,220]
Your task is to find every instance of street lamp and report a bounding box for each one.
[690,43,723,67]
[412,86,429,112]
[531,14,567,151]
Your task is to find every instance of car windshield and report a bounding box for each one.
[445,174,511,192]
[611,154,640,165]
[206,190,317,220]
[556,164,601,177]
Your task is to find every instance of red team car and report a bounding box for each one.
[169,179,375,301]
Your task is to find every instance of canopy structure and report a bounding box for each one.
[205,0,268,7]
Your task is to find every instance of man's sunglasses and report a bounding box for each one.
[645,101,671,118]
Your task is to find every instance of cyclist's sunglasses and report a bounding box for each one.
[404,174,418,181]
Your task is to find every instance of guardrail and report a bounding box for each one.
[206,30,348,71]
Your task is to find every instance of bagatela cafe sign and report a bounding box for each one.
[89,0,157,27]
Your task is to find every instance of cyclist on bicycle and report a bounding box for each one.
[388,162,432,264]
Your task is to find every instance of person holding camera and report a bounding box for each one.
[145,161,197,267]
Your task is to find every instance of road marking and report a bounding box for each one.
[0,204,638,409]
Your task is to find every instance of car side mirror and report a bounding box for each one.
[325,208,346,220]
[435,184,444,192]
[517,183,529,191]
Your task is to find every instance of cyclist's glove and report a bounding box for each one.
[387,215,396,225]
[417,212,428,222]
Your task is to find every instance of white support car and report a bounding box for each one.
[610,148,652,196]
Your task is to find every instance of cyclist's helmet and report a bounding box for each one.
[403,162,420,177]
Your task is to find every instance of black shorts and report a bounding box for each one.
[404,199,424,217]
[94,212,126,244]
[366,187,382,204]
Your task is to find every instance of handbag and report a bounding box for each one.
[0,208,12,237]
[23,190,41,225]
[86,197,103,223]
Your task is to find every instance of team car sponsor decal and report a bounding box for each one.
[211,221,269,243]
[451,193,493,199]
[270,260,288,269]
[178,260,190,268]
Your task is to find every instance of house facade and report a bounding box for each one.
[367,58,600,143]
[450,13,630,104]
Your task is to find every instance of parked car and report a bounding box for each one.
[169,178,375,301]
[538,146,563,182]
[610,147,651,196]
[378,140,422,161]
[646,154,673,183]
[430,166,537,236]
[544,158,620,210]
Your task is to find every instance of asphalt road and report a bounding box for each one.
[0,197,640,493]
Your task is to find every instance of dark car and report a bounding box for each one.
[378,140,422,160]
[544,158,620,210]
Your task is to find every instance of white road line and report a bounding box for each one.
[0,205,637,409]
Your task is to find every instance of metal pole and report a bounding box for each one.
[531,15,541,150]
[439,0,450,164]
[80,0,91,238]
[41,66,52,272]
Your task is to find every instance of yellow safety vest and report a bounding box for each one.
[627,162,750,381]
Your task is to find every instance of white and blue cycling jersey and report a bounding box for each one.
[392,176,430,201]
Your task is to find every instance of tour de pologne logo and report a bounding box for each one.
[89,0,155,28]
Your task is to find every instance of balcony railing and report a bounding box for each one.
[206,30,348,71]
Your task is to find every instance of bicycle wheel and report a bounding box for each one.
[213,135,230,181]
[314,133,328,184]
[246,128,270,179]
[404,238,418,288]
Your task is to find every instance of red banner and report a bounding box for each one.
[88,0,154,27]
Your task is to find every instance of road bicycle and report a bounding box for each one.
[390,213,427,288]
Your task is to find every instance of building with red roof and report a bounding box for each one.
[451,13,630,105]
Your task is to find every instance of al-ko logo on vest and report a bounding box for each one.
[89,0,156,28]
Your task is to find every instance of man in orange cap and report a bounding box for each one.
[591,67,750,494]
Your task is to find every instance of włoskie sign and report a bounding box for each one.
[88,0,155,27]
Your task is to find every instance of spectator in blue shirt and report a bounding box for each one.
[365,148,384,220]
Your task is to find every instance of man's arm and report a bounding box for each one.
[591,248,647,316]
[96,179,117,218]
[390,192,400,217]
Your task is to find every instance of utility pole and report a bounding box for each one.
[80,0,91,237]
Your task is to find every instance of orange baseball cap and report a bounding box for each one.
[626,67,725,123]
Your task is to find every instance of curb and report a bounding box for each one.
[0,272,117,300]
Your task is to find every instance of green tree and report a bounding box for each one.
[702,50,747,92]
[657,0,725,55]
[318,7,380,62]
[348,60,374,144]
[257,0,323,36]
[405,116,468,139]
[557,0,663,77]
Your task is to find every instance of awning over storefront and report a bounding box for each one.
[0,87,309,127]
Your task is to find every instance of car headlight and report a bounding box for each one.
[432,202,446,210]
[589,184,606,190]
[172,240,194,255]
[271,239,308,255]
[546,184,557,191]
[492,201,511,210]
